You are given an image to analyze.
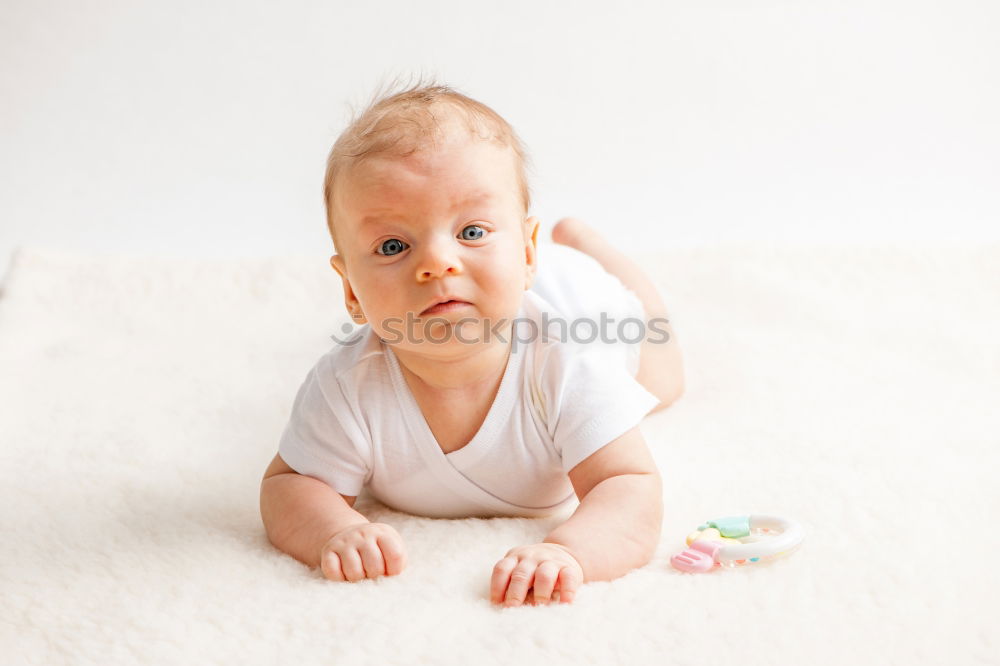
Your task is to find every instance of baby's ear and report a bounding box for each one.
[523,216,540,289]
[329,255,368,324]
[329,254,346,277]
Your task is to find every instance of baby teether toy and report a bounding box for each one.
[670,515,803,573]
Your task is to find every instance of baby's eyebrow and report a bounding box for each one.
[359,213,391,226]
[357,210,412,229]
[458,191,494,205]
[359,193,496,227]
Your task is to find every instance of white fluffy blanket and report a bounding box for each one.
[1,243,996,665]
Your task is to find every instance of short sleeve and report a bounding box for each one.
[544,348,660,475]
[277,365,372,496]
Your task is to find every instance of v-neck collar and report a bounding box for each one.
[383,339,522,470]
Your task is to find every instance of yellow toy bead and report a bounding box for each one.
[686,527,743,546]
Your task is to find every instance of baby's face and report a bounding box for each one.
[330,133,538,359]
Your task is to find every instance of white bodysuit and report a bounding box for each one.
[278,243,661,518]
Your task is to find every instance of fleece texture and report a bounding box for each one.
[0,242,996,666]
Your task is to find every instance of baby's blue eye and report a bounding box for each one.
[459,224,487,241]
[377,238,408,256]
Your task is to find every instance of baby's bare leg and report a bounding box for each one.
[551,218,684,414]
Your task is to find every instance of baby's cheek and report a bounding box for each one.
[486,266,527,308]
[356,284,396,321]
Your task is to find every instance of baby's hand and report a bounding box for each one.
[320,522,407,582]
[490,542,584,606]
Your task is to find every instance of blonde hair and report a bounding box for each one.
[322,78,532,253]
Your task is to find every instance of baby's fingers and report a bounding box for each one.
[529,561,563,605]
[502,561,536,607]
[358,540,387,578]
[320,550,345,582]
[377,534,407,576]
[337,548,367,582]
[556,566,582,604]
[490,556,518,604]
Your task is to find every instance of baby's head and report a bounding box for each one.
[324,82,540,358]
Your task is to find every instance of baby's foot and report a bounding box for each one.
[551,217,603,252]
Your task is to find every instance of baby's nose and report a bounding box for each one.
[416,238,462,281]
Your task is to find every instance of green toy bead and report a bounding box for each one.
[704,516,751,538]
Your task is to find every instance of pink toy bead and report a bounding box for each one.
[670,539,722,573]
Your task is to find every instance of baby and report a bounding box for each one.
[259,83,684,607]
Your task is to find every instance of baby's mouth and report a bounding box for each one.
[420,300,472,316]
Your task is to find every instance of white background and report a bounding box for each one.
[2,0,998,277]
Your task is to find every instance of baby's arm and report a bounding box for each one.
[545,427,662,579]
[260,453,407,580]
[491,427,662,605]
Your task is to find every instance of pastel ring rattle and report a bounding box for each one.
[670,514,804,573]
